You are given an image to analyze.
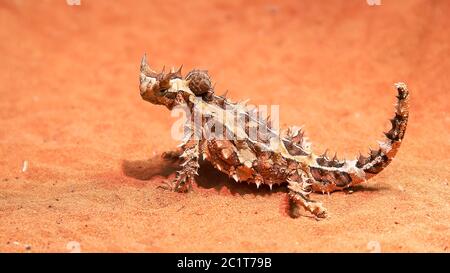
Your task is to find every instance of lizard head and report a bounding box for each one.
[139,54,191,110]
[140,54,215,109]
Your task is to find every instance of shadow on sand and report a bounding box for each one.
[122,154,385,218]
[121,155,385,197]
[121,155,285,196]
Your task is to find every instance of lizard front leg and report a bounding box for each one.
[287,172,328,219]
[161,139,201,192]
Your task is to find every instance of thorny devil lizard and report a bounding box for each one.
[138,54,409,219]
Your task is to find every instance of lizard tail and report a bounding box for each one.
[309,83,410,193]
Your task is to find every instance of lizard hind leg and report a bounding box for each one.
[287,179,328,219]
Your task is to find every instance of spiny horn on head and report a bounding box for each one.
[332,153,338,162]
[140,53,158,77]
[140,53,147,71]
[175,65,183,78]
[167,65,183,79]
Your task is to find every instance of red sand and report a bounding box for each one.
[0,0,449,252]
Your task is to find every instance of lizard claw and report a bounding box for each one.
[158,175,193,193]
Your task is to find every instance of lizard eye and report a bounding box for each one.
[156,88,168,96]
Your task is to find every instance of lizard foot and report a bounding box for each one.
[158,172,193,193]
[288,191,328,219]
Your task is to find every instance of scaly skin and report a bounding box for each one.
[138,54,409,219]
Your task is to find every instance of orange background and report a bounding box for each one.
[0,0,449,252]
